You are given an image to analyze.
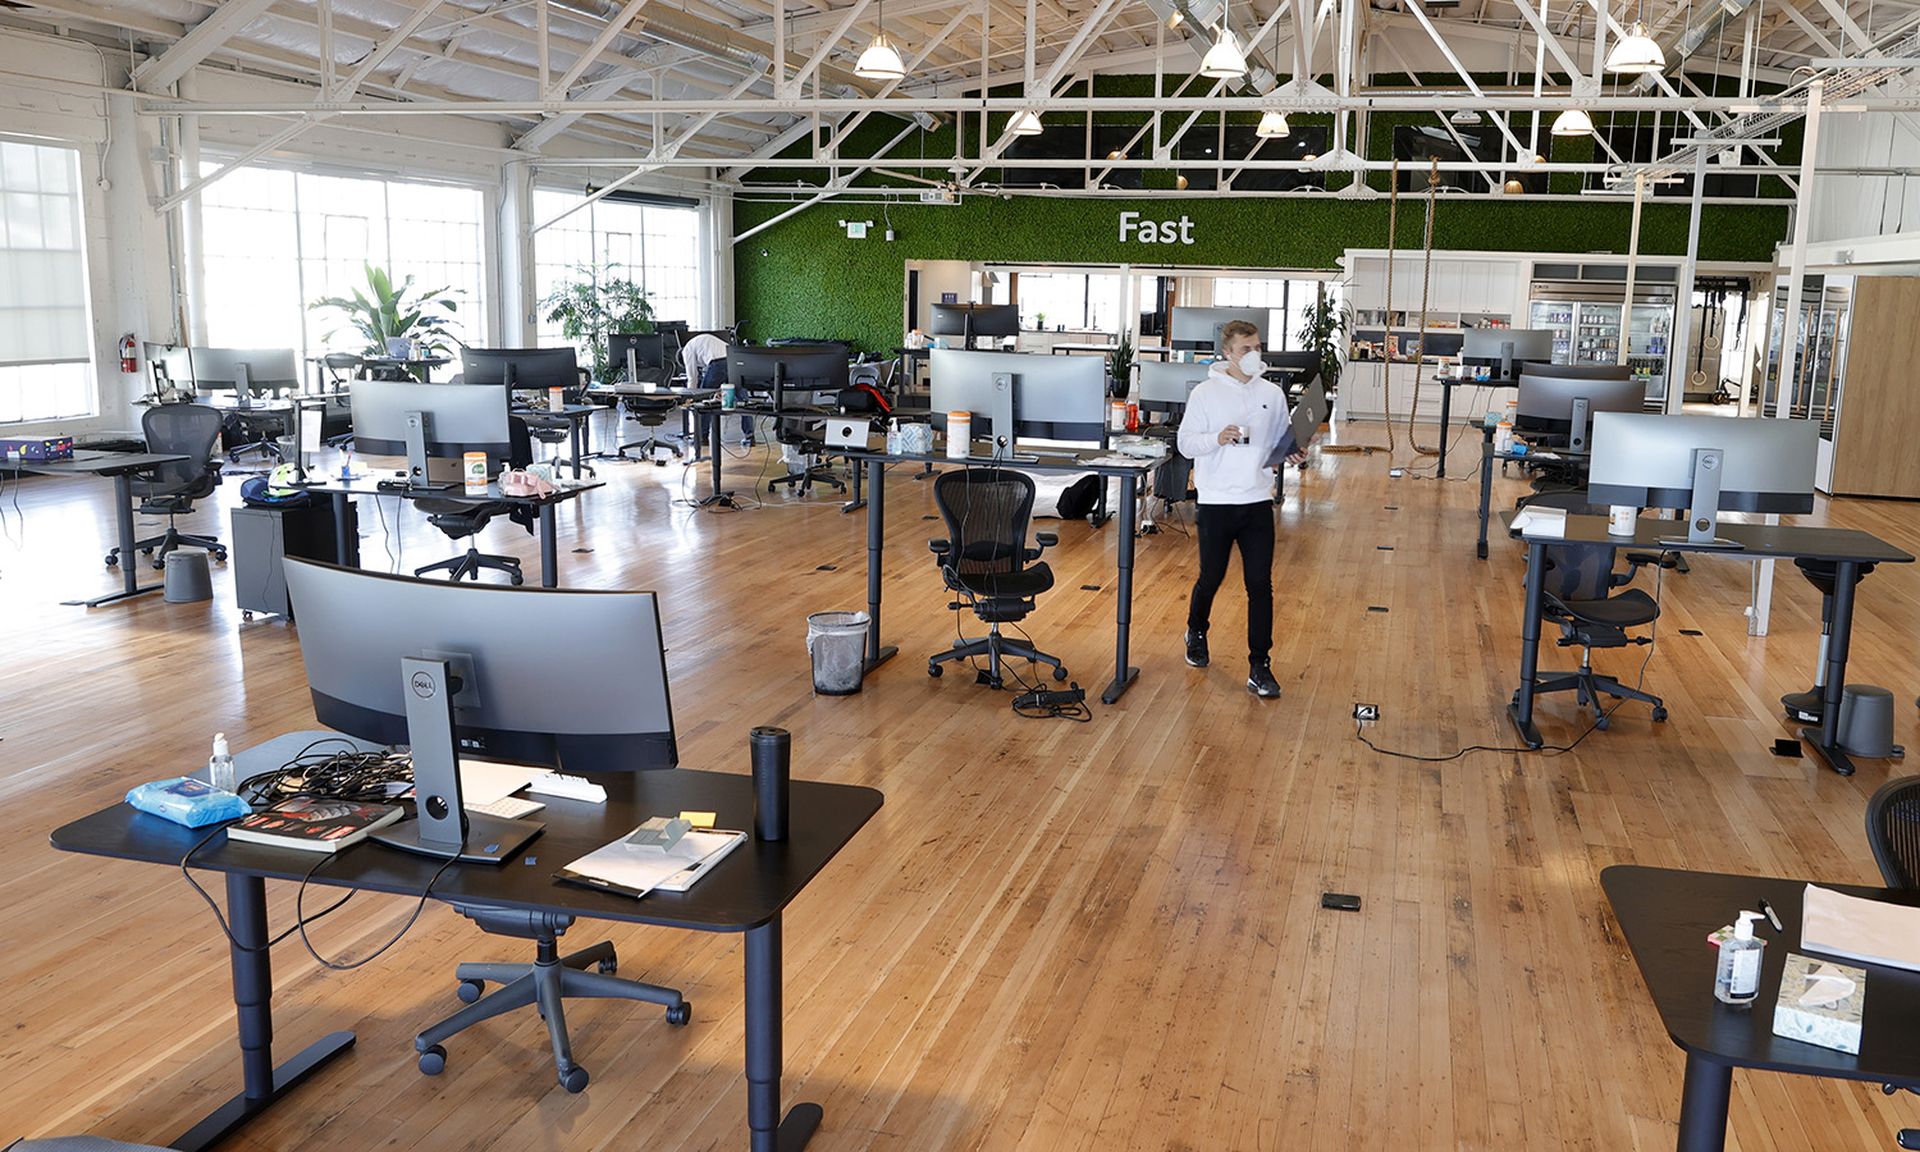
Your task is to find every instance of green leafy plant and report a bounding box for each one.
[1297,291,1352,390]
[541,264,655,385]
[1107,329,1134,398]
[1033,310,1047,331]
[310,264,462,370]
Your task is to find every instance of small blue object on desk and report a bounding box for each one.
[125,777,251,827]
[1510,442,1528,457]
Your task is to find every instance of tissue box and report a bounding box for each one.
[1771,952,1866,1055]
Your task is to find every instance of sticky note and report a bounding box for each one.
[679,811,717,829]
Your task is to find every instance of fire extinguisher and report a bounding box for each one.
[119,334,139,375]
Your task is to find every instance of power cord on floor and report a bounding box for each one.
[1357,550,1668,762]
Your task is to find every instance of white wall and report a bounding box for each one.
[1811,111,1920,244]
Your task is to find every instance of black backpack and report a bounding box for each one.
[1056,474,1102,521]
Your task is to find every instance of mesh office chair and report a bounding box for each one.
[615,364,684,464]
[769,416,845,495]
[927,468,1069,687]
[415,904,689,1093]
[412,422,533,584]
[1527,539,1674,729]
[107,403,227,569]
[526,369,598,477]
[1866,775,1920,889]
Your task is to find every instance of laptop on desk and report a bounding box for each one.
[824,417,879,451]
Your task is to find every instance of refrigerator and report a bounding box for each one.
[1528,283,1676,406]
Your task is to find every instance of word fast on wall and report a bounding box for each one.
[1119,211,1195,245]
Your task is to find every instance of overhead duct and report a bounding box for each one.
[1141,0,1285,94]
[546,0,873,98]
[1671,0,1755,62]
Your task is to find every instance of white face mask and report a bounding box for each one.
[1236,350,1266,378]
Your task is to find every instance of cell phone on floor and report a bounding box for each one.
[1321,892,1362,912]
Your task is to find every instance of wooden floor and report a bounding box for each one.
[3,419,1919,1151]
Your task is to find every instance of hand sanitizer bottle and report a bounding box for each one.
[1715,911,1767,1006]
[207,732,236,794]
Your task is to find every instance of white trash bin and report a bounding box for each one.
[806,611,870,695]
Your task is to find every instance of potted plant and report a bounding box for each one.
[310,263,462,377]
[542,265,656,385]
[1033,311,1047,331]
[1298,291,1352,393]
[1107,330,1134,398]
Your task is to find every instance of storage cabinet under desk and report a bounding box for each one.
[231,500,360,620]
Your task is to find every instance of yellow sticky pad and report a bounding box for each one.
[679,811,717,829]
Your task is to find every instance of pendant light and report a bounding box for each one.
[1551,108,1595,136]
[1007,109,1044,136]
[1605,20,1667,73]
[1256,110,1290,138]
[1200,0,1246,79]
[854,0,907,81]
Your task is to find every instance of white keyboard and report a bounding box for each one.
[465,795,546,820]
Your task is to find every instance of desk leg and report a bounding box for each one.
[67,471,166,607]
[171,874,355,1152]
[1674,1053,1732,1152]
[745,917,822,1152]
[1476,433,1495,560]
[1102,473,1142,705]
[539,504,558,589]
[1802,559,1860,776]
[1437,386,1454,477]
[1506,540,1546,749]
[331,491,351,568]
[842,452,866,514]
[697,408,737,508]
[863,456,897,675]
[569,416,585,480]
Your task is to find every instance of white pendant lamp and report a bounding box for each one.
[1007,109,1044,136]
[1551,107,1595,136]
[1256,110,1290,138]
[854,0,908,81]
[1605,21,1667,74]
[1200,26,1247,78]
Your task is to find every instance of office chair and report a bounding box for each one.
[412,422,533,584]
[616,367,684,465]
[770,414,845,495]
[107,403,227,570]
[224,406,287,466]
[415,904,688,1093]
[1526,539,1674,729]
[526,371,597,477]
[1866,775,1920,889]
[926,467,1069,687]
[319,352,363,390]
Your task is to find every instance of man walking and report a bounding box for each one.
[1174,319,1303,699]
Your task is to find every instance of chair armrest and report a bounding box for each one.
[928,539,951,556]
[1616,550,1679,584]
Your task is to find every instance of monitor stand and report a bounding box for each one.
[371,656,543,865]
[1656,446,1743,550]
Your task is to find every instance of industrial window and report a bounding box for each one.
[532,190,703,353]
[0,138,94,424]
[1211,277,1345,352]
[198,164,488,364]
[1017,271,1122,333]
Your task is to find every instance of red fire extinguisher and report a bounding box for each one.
[119,334,139,375]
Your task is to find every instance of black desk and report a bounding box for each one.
[839,446,1158,704]
[15,450,192,607]
[1602,865,1920,1152]
[296,475,601,588]
[1476,428,1587,559]
[1435,376,1519,477]
[1507,514,1913,774]
[585,385,715,466]
[700,401,832,509]
[49,730,882,1152]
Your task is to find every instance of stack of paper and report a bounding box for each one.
[1510,505,1568,539]
[555,827,747,898]
[1801,884,1920,971]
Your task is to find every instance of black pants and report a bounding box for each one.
[1187,501,1275,663]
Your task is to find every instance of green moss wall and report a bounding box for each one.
[733,194,1789,355]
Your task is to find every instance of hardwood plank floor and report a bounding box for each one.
[2,420,1918,1150]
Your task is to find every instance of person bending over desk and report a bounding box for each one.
[1176,319,1306,701]
[683,332,755,446]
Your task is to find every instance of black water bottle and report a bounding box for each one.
[749,726,789,841]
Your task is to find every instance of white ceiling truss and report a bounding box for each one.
[7,0,1920,202]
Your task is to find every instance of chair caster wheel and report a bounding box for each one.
[509,573,525,586]
[1595,714,1610,730]
[1651,706,1668,722]
[213,549,227,563]
[141,546,154,555]
[1053,667,1069,682]
[105,554,119,567]
[151,559,166,570]
[559,1065,589,1094]
[242,611,253,621]
[928,663,942,678]
[597,957,618,976]
[665,1001,692,1026]
[418,1045,447,1075]
[456,979,484,1003]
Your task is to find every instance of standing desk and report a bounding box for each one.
[838,445,1158,704]
[1506,513,1912,774]
[49,730,883,1152]
[1602,865,1920,1152]
[1434,377,1520,477]
[13,450,191,607]
[1475,428,1588,559]
[295,476,602,588]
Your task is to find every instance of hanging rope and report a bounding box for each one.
[1379,159,1400,457]
[1405,158,1441,457]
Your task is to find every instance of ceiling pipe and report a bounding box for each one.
[543,0,875,97]
[1139,0,1287,93]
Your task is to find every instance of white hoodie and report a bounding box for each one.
[1175,361,1292,505]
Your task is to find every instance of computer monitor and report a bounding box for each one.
[1587,412,1818,547]
[928,348,1017,445]
[1262,350,1321,387]
[158,347,301,402]
[349,379,514,484]
[930,303,1019,348]
[608,333,667,383]
[1168,306,1266,352]
[281,559,676,860]
[1515,367,1643,453]
[1460,328,1555,383]
[727,345,849,410]
[460,347,579,392]
[1138,360,1211,412]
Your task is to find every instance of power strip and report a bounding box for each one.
[1014,685,1086,710]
